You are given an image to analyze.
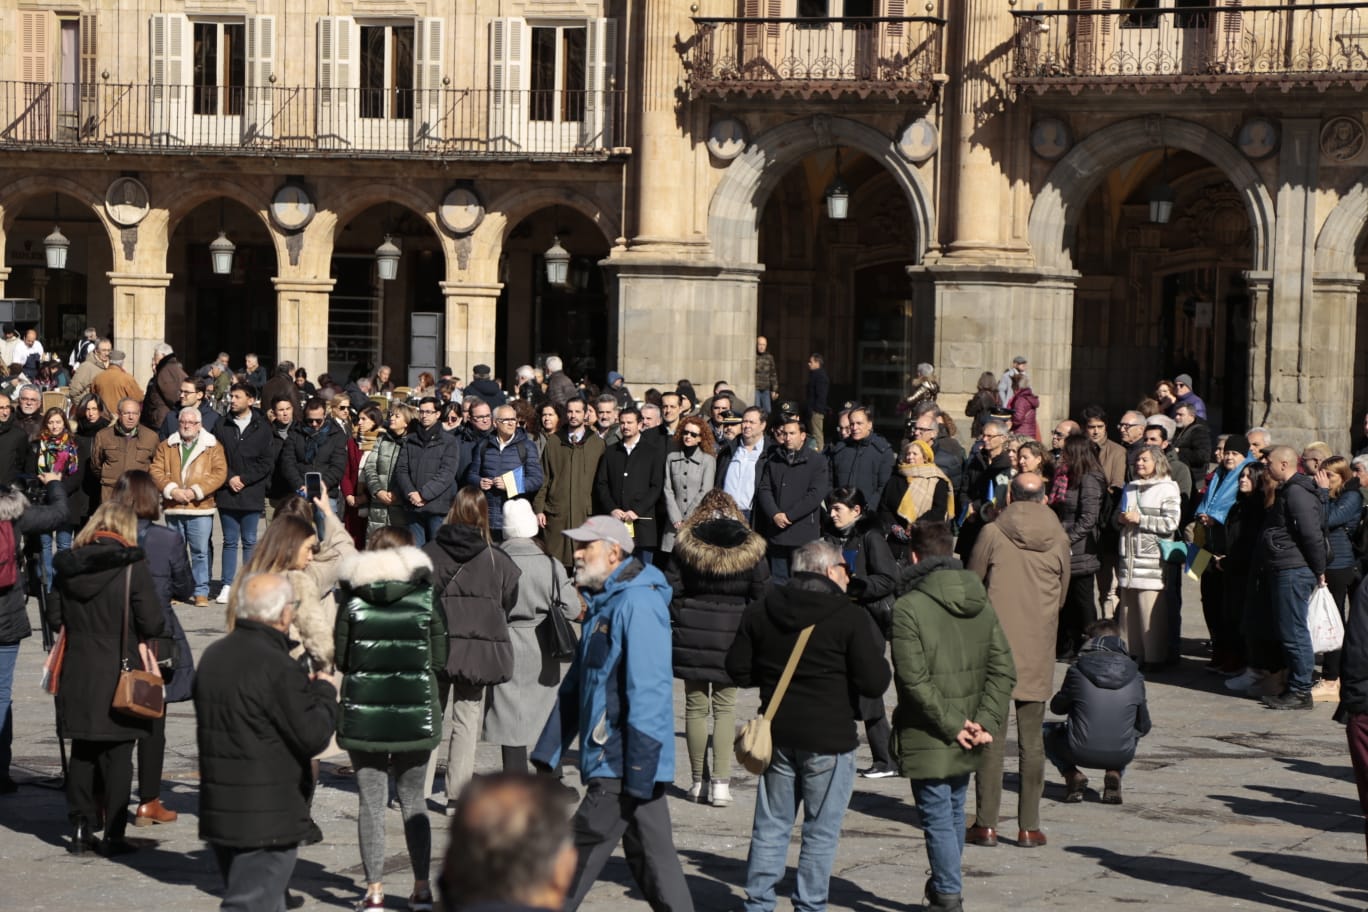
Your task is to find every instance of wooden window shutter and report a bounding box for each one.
[21,10,52,83]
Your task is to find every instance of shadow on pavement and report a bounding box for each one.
[674,847,923,912]
[1208,784,1361,829]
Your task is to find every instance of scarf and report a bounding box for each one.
[38,432,79,476]
[1049,462,1071,505]
[896,464,953,524]
[357,426,381,453]
[1195,457,1254,525]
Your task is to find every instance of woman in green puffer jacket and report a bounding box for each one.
[334,527,448,912]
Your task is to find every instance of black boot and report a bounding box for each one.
[69,818,97,856]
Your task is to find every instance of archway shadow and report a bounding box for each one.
[1066,845,1362,912]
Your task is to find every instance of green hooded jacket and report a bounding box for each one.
[890,564,1016,781]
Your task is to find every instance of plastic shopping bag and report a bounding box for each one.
[1307,585,1345,654]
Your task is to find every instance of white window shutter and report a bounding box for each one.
[318,16,357,147]
[20,11,52,84]
[413,17,444,145]
[490,17,528,150]
[244,15,275,144]
[149,13,189,144]
[583,18,617,149]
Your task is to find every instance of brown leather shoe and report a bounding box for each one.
[194,595,210,608]
[134,799,178,826]
[1017,829,1048,847]
[966,824,998,847]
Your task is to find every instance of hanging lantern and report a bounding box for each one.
[544,235,571,288]
[44,225,70,270]
[209,230,236,275]
[375,234,401,281]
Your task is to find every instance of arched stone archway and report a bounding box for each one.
[708,116,936,267]
[1314,181,1368,275]
[1028,117,1275,273]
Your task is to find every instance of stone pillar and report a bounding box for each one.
[1247,118,1324,448]
[0,266,10,299]
[1308,273,1360,454]
[273,277,335,378]
[908,263,1078,444]
[633,0,693,241]
[440,282,502,379]
[609,259,761,397]
[934,0,1030,262]
[106,272,172,385]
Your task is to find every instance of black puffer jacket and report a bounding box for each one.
[1335,575,1368,720]
[48,539,164,741]
[1259,473,1328,575]
[1049,634,1152,770]
[823,514,899,635]
[424,523,520,686]
[194,619,338,849]
[280,420,347,493]
[1053,470,1106,576]
[0,481,67,644]
[667,517,769,684]
[829,433,896,508]
[0,417,35,486]
[393,424,462,517]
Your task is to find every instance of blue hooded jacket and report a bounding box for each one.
[1195,456,1254,525]
[533,556,675,798]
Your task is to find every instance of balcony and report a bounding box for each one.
[684,16,946,101]
[1010,3,1368,95]
[0,82,628,161]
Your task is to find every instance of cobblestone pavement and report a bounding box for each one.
[2,577,1365,911]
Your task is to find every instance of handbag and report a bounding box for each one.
[111,566,166,720]
[40,627,66,695]
[1307,585,1345,654]
[734,625,814,775]
[538,555,580,661]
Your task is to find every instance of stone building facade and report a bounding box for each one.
[2,1,1366,449]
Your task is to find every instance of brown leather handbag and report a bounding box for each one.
[111,566,165,720]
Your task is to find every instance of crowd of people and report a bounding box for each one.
[0,333,1365,912]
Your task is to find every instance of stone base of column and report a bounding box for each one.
[273,277,336,379]
[107,272,173,386]
[440,282,502,381]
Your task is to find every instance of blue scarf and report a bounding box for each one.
[1195,456,1254,525]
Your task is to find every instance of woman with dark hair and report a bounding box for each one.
[669,489,767,806]
[109,470,194,828]
[440,400,464,435]
[335,525,446,912]
[1224,461,1275,694]
[423,487,519,811]
[535,401,565,458]
[1050,435,1107,658]
[362,402,414,542]
[1015,439,1053,481]
[822,486,900,778]
[676,380,700,416]
[35,406,80,589]
[295,367,317,398]
[965,370,1000,439]
[1312,456,1362,702]
[69,394,109,541]
[48,503,163,855]
[345,403,385,547]
[662,417,717,555]
[410,372,436,402]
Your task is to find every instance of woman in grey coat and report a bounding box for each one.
[360,402,413,541]
[661,417,717,553]
[485,498,578,772]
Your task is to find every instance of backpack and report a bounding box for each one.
[69,338,94,368]
[0,520,17,589]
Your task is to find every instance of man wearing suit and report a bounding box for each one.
[594,407,665,565]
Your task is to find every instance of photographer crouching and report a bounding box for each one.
[0,472,69,792]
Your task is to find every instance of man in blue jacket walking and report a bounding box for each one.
[533,516,694,912]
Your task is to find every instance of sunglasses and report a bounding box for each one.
[305,417,326,426]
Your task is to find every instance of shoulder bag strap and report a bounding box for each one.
[762,624,815,721]
[547,553,562,606]
[118,564,133,672]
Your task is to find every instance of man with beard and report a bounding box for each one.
[394,397,461,545]
[536,398,606,569]
[533,516,693,912]
[215,382,276,604]
[0,394,34,485]
[14,385,42,441]
[280,398,347,514]
[954,419,1013,562]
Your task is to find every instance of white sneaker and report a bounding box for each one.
[215,586,231,605]
[709,781,732,807]
[687,780,705,802]
[1224,668,1263,692]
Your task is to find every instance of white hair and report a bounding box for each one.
[178,406,202,422]
[234,572,294,624]
[793,540,843,575]
[545,355,563,373]
[515,364,535,382]
[154,342,174,359]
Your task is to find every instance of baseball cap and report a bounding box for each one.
[562,515,635,554]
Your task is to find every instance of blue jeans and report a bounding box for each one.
[909,774,970,898]
[1271,566,1317,693]
[38,528,73,591]
[407,511,444,546]
[0,642,17,777]
[744,747,856,912]
[218,509,261,588]
[756,390,773,414]
[168,514,213,598]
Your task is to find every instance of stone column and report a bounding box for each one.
[440,282,502,378]
[273,277,335,377]
[633,0,693,241]
[908,263,1078,444]
[106,272,172,385]
[0,266,10,299]
[1308,273,1360,454]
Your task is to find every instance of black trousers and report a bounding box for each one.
[213,844,298,912]
[68,739,135,838]
[1058,572,1098,655]
[137,713,166,802]
[566,778,694,912]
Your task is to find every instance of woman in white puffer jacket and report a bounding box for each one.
[1116,445,1182,670]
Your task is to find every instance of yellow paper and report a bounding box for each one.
[1185,548,1212,581]
[624,520,635,538]
[500,470,521,497]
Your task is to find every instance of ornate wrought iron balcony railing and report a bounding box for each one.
[0,82,627,160]
[1010,2,1368,92]
[684,16,946,101]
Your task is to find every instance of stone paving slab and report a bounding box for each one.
[2,579,1365,911]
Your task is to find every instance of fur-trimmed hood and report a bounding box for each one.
[673,518,766,579]
[0,487,27,522]
[338,545,434,604]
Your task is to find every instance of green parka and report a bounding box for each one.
[334,545,449,753]
[890,560,1016,781]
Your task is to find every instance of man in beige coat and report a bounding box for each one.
[151,407,228,607]
[966,472,1070,849]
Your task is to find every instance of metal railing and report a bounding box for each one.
[685,16,946,100]
[1010,3,1368,88]
[0,83,627,159]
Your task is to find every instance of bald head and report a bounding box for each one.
[1266,445,1299,482]
[1052,419,1080,443]
[1009,472,1048,503]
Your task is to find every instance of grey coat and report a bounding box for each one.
[662,448,716,552]
[484,537,579,746]
[361,431,404,531]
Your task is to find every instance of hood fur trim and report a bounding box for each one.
[0,488,27,522]
[673,519,766,578]
[338,546,434,587]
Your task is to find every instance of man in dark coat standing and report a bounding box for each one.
[280,398,348,513]
[755,414,830,582]
[464,403,544,538]
[829,406,894,509]
[142,342,187,432]
[394,397,462,545]
[195,572,338,910]
[466,364,506,406]
[215,382,278,603]
[805,353,830,450]
[594,407,665,563]
[536,397,605,568]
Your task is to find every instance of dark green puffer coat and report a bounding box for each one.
[334,545,448,753]
[890,560,1016,781]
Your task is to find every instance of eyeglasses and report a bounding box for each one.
[1118,422,1144,429]
[417,409,438,416]
[982,433,1004,440]
[496,418,517,424]
[471,413,492,421]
